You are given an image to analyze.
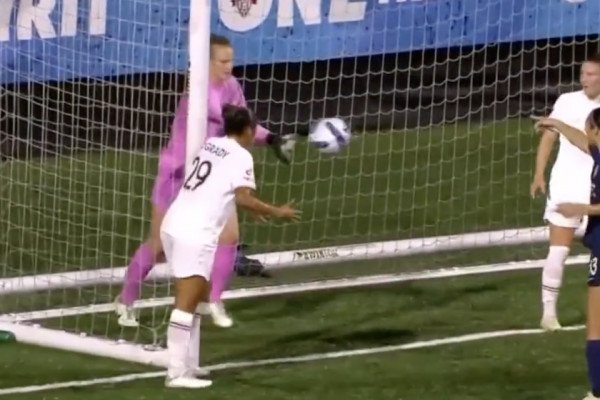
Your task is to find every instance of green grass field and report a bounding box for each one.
[1,117,591,399]
[1,117,542,278]
[0,267,592,399]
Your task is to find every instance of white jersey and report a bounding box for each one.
[161,136,255,244]
[548,90,600,202]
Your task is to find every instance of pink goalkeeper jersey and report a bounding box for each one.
[157,76,269,176]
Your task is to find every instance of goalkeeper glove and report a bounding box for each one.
[266,126,309,165]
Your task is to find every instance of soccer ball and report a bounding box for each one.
[308,117,351,154]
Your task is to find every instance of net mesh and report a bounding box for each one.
[0,0,597,349]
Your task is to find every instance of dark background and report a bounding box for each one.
[1,35,599,161]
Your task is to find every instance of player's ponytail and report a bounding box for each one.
[222,104,257,136]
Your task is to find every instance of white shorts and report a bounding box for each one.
[544,196,588,230]
[160,232,217,279]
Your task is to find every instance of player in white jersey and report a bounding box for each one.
[160,105,300,389]
[531,54,600,331]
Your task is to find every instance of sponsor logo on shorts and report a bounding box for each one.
[293,248,339,261]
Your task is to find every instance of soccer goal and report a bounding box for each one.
[0,0,596,365]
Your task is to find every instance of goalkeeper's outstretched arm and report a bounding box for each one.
[229,79,306,164]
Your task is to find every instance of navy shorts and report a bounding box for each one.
[588,251,600,287]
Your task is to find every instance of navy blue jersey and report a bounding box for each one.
[584,145,600,250]
[585,145,600,286]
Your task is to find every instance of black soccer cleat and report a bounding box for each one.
[234,244,271,278]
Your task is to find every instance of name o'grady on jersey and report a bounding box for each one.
[204,142,230,158]
[231,0,257,17]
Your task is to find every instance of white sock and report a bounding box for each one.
[167,309,194,379]
[541,245,570,319]
[186,309,202,372]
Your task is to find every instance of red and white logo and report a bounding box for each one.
[231,0,257,17]
[219,0,272,32]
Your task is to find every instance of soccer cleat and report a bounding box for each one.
[115,297,139,328]
[165,376,212,389]
[540,316,562,332]
[583,392,600,400]
[234,244,271,278]
[209,302,233,328]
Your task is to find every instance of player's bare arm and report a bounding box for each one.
[234,187,301,221]
[534,117,591,154]
[586,203,600,216]
[558,192,600,218]
[530,127,558,198]
[556,202,592,218]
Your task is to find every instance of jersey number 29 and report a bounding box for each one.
[183,157,212,191]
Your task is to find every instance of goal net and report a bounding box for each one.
[0,0,598,364]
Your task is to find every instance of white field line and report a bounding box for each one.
[0,324,585,396]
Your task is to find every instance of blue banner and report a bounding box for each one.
[1,0,598,84]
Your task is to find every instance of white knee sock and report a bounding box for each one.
[186,307,203,371]
[542,245,570,319]
[167,309,194,379]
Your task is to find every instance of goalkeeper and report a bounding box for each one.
[115,34,296,329]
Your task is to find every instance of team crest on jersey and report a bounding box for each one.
[231,0,257,17]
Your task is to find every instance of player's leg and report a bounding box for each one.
[187,266,211,377]
[166,277,212,389]
[116,205,166,327]
[164,236,213,389]
[584,255,600,399]
[186,302,210,378]
[117,171,182,327]
[540,202,579,331]
[208,211,239,328]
